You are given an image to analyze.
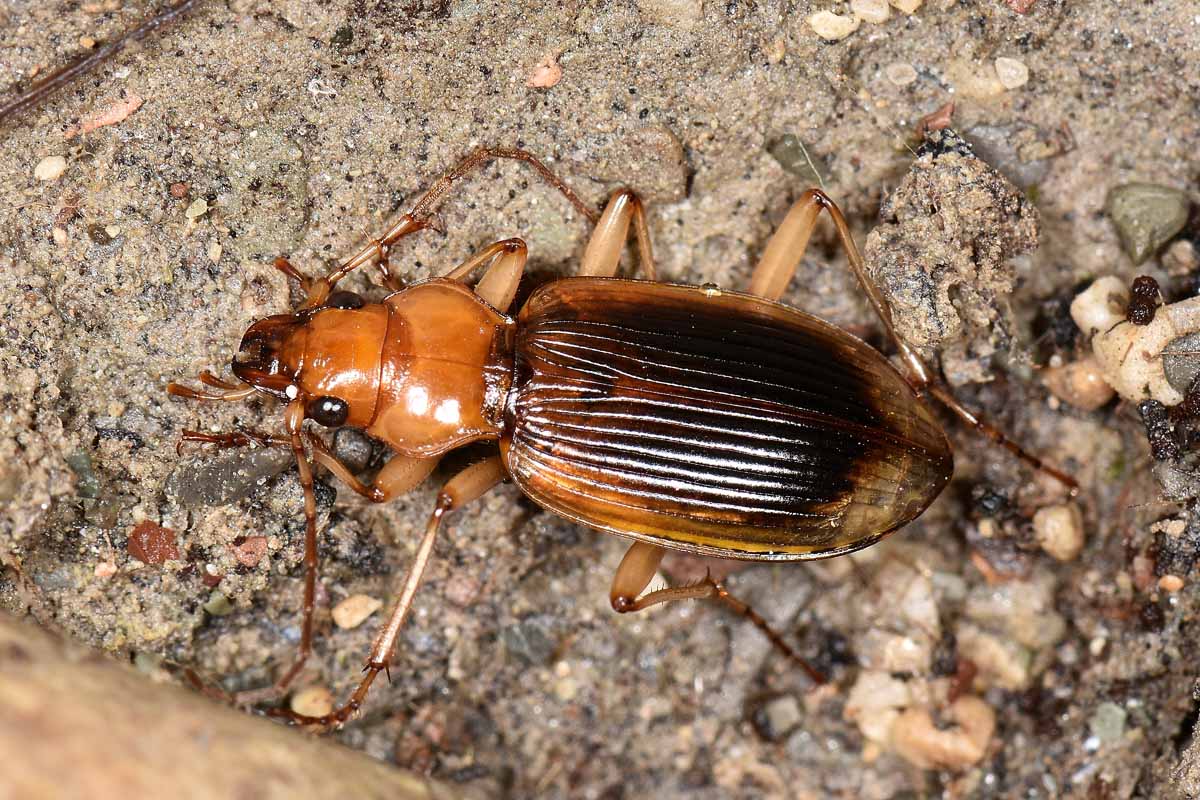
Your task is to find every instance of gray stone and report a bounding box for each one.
[1106,183,1191,265]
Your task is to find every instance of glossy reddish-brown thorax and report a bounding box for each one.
[232,279,514,456]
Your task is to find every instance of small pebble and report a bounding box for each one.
[526,53,563,89]
[169,182,190,198]
[553,675,578,702]
[762,695,803,740]
[1159,574,1185,593]
[332,594,383,630]
[808,10,860,41]
[442,572,481,607]
[1041,356,1115,411]
[851,0,890,24]
[766,133,825,185]
[1033,503,1086,561]
[184,197,209,219]
[1164,332,1200,393]
[1165,240,1199,275]
[844,670,912,745]
[1106,183,1191,265]
[994,57,1029,89]
[765,37,786,64]
[208,241,223,263]
[52,228,68,245]
[1089,702,1127,745]
[290,685,334,718]
[1070,276,1128,338]
[917,101,956,134]
[94,561,117,578]
[127,520,180,565]
[203,590,233,617]
[231,535,268,567]
[889,0,922,13]
[34,156,67,182]
[890,696,995,770]
[885,62,918,87]
[105,224,121,239]
[132,652,165,677]
[956,624,1032,690]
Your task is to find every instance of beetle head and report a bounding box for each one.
[231,313,306,398]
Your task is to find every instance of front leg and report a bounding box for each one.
[442,238,529,313]
[272,456,507,729]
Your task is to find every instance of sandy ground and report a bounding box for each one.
[2,1,1200,798]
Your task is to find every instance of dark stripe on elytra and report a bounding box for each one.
[507,285,901,528]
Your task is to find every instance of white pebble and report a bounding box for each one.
[184,197,209,219]
[885,62,918,86]
[1034,503,1086,561]
[331,593,382,630]
[844,670,912,746]
[1070,276,1128,338]
[808,10,860,41]
[995,56,1030,89]
[1075,278,1200,406]
[290,685,333,718]
[889,0,922,13]
[34,155,67,182]
[851,0,890,24]
[957,624,1032,690]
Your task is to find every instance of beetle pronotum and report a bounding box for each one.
[169,146,1075,728]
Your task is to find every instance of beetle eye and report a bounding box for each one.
[326,291,364,310]
[308,395,349,427]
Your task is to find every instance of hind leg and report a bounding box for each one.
[607,542,826,685]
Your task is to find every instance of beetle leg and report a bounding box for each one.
[306,433,439,503]
[177,427,289,453]
[296,147,599,309]
[236,398,326,704]
[442,238,530,312]
[579,189,657,280]
[609,542,825,685]
[750,190,1077,492]
[269,456,507,729]
[165,382,256,402]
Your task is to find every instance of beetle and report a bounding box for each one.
[169,146,1075,728]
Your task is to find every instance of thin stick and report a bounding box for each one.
[0,0,202,127]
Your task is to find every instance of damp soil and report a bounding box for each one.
[2,2,1200,798]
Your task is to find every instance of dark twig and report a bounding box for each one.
[0,0,202,128]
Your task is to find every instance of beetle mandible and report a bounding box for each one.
[169,146,1075,728]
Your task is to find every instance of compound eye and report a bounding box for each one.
[308,395,350,427]
[326,291,364,310]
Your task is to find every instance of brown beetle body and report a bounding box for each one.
[504,278,952,560]
[169,147,1073,728]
